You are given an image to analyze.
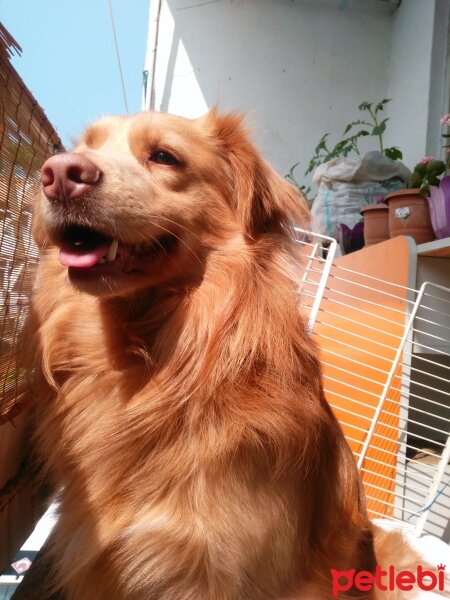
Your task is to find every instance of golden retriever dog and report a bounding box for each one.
[18,110,425,600]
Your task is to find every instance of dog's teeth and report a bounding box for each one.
[106,239,119,262]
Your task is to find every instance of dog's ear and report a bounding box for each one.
[203,109,310,237]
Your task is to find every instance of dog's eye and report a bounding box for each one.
[149,150,179,166]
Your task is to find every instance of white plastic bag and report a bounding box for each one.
[311,151,410,238]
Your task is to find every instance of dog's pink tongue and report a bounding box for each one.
[59,242,110,268]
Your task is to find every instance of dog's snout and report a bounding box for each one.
[41,153,101,202]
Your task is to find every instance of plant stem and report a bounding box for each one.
[368,106,384,153]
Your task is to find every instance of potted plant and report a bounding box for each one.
[287,99,410,244]
[428,177,450,239]
[386,114,450,244]
[427,114,450,239]
[384,156,443,244]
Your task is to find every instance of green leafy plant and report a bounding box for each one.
[285,162,313,206]
[440,114,450,173]
[305,99,403,175]
[408,115,450,196]
[410,157,446,197]
[440,114,450,147]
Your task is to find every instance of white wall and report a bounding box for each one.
[144,0,449,191]
[386,0,450,170]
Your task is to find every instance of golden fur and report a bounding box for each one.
[22,110,423,599]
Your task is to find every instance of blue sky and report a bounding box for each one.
[0,0,149,148]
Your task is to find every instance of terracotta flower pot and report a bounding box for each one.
[360,203,389,247]
[385,188,435,244]
[428,176,450,239]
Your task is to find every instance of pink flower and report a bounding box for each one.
[440,114,450,126]
[420,156,435,164]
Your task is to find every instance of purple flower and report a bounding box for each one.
[427,176,450,239]
[338,222,364,255]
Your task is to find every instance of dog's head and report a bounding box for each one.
[35,110,308,297]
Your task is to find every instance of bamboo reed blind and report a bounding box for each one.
[0,24,62,422]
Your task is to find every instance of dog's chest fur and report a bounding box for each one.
[38,361,304,599]
[32,252,320,600]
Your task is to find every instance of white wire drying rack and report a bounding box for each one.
[296,229,450,541]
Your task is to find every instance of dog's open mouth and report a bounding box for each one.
[59,225,177,271]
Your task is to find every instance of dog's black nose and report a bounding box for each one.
[41,153,101,202]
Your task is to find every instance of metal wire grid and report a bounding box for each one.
[295,230,450,539]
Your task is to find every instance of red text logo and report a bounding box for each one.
[331,564,445,597]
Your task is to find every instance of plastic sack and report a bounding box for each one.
[311,151,410,239]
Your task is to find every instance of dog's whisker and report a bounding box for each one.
[149,222,203,267]
[152,215,203,243]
